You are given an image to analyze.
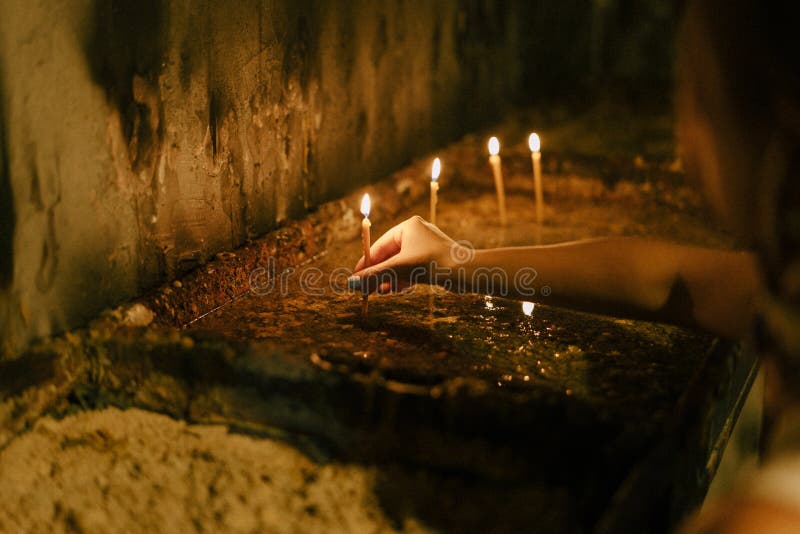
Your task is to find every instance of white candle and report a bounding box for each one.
[529,133,543,228]
[430,157,441,225]
[488,137,507,226]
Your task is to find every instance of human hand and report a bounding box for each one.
[352,216,468,294]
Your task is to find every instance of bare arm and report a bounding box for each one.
[353,217,761,340]
[456,237,760,339]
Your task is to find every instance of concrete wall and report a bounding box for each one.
[0,0,676,358]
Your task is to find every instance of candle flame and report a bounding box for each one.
[360,193,371,217]
[488,137,500,156]
[431,157,441,182]
[528,133,541,153]
[522,301,535,316]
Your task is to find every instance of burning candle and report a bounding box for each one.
[430,157,441,225]
[360,193,371,317]
[529,133,543,227]
[428,159,441,317]
[488,137,507,226]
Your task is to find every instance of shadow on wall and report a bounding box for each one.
[0,62,14,290]
[83,0,167,174]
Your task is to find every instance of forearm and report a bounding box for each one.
[449,237,760,339]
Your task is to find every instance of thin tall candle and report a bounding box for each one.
[360,194,371,318]
[488,137,507,226]
[529,133,543,227]
[430,157,441,225]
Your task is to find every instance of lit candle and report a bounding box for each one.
[430,157,441,225]
[488,137,507,226]
[428,159,441,317]
[360,193,371,318]
[529,133,543,228]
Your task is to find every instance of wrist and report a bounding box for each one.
[440,246,483,291]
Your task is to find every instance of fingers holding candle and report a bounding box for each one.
[351,215,459,294]
[354,219,405,273]
[353,215,455,272]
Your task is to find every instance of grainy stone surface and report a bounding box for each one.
[0,408,434,534]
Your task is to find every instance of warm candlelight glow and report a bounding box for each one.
[431,158,441,182]
[488,137,500,156]
[522,301,535,316]
[528,133,541,153]
[360,193,371,218]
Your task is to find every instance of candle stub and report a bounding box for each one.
[488,137,507,226]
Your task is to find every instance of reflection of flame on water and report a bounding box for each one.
[522,301,534,316]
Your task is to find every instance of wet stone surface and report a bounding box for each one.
[190,171,722,428]
[193,267,709,426]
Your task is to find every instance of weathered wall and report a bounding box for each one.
[0,0,677,358]
[0,0,540,357]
